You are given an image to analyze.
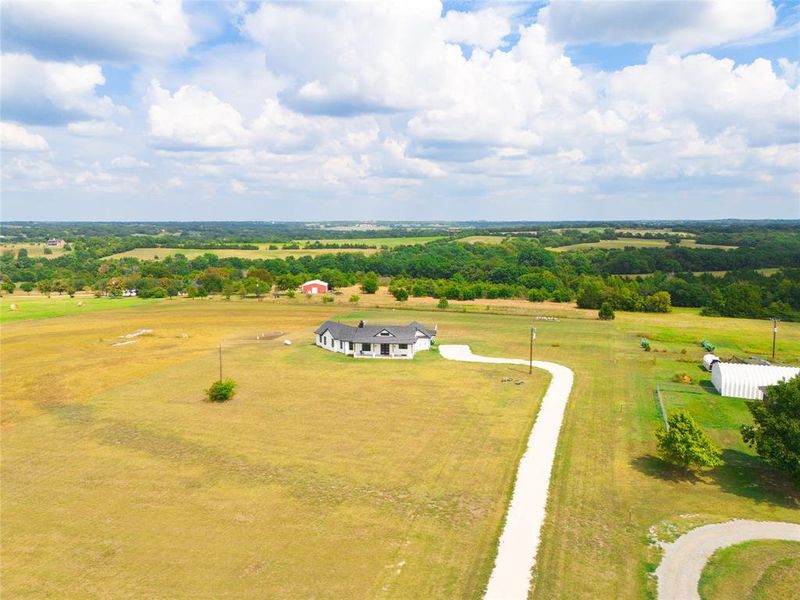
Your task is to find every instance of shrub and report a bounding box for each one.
[598,302,615,320]
[43,247,53,255]
[437,297,449,309]
[656,410,723,470]
[286,290,296,298]
[349,294,360,303]
[322,295,334,303]
[206,378,236,403]
[392,287,409,301]
[2,281,15,294]
[19,282,34,292]
[361,272,379,294]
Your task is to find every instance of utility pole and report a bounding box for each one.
[771,317,779,361]
[219,344,223,381]
[529,326,536,374]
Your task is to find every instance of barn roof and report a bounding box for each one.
[302,279,328,286]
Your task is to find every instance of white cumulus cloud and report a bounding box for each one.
[0,122,50,152]
[147,80,250,150]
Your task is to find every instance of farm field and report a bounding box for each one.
[105,237,445,261]
[0,294,156,323]
[698,540,800,600]
[2,297,799,598]
[551,238,737,252]
[458,235,506,244]
[0,242,69,259]
[1,299,546,599]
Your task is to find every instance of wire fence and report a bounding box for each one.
[656,384,669,431]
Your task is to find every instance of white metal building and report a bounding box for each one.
[711,362,800,400]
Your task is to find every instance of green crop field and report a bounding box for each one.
[2,297,798,598]
[698,540,800,600]
[0,295,157,323]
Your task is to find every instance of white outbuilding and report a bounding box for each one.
[711,362,800,400]
[702,353,720,371]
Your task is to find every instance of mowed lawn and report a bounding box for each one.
[1,301,545,599]
[105,237,444,261]
[0,294,157,323]
[698,540,800,600]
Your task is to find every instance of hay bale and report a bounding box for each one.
[77,301,84,307]
[9,303,18,311]
[284,339,292,345]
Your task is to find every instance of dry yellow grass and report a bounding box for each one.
[1,300,545,598]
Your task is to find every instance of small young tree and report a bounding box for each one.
[438,297,449,310]
[656,410,723,470]
[598,302,615,320]
[391,287,409,301]
[361,272,379,294]
[349,294,360,303]
[741,375,800,480]
[2,281,15,294]
[206,378,236,403]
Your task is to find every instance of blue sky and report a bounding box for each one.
[1,0,798,221]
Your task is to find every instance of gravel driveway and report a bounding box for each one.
[439,344,574,600]
[656,519,800,600]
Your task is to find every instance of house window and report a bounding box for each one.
[399,344,408,350]
[348,341,353,351]
[362,343,371,352]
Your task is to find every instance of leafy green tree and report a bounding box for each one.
[576,278,606,309]
[36,279,53,297]
[656,410,723,470]
[2,281,15,294]
[206,378,236,403]
[437,297,449,309]
[361,272,379,294]
[391,287,409,301]
[43,247,53,255]
[349,294,360,303]
[741,375,800,479]
[598,302,615,320]
[645,291,672,313]
[19,282,34,292]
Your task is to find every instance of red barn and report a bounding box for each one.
[301,279,329,294]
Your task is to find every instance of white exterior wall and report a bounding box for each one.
[315,332,414,358]
[711,362,800,400]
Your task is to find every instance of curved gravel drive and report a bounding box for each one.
[439,344,574,600]
[656,519,800,600]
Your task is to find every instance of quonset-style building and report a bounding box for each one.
[711,362,800,400]
[314,320,436,359]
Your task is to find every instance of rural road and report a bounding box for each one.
[439,344,574,600]
[655,519,800,600]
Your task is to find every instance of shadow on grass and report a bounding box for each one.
[709,449,800,509]
[632,451,799,509]
[631,455,702,484]
[698,380,718,394]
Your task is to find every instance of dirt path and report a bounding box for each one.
[655,519,800,600]
[439,344,574,600]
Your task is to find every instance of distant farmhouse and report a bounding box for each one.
[301,279,328,294]
[46,238,65,248]
[315,320,436,359]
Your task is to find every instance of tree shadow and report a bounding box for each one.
[630,454,702,484]
[698,380,718,394]
[709,449,800,509]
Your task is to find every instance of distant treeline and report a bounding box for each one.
[2,228,799,320]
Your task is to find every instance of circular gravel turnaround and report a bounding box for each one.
[439,345,574,600]
[656,519,800,600]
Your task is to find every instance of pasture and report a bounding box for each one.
[1,296,798,598]
[551,238,737,252]
[0,242,68,259]
[105,237,444,261]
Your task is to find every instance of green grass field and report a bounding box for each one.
[0,295,156,323]
[105,237,444,261]
[2,298,798,598]
[698,540,800,600]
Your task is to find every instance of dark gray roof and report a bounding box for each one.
[315,320,434,345]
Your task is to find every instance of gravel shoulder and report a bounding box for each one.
[655,519,800,600]
[439,344,574,600]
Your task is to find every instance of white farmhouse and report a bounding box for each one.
[314,320,435,359]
